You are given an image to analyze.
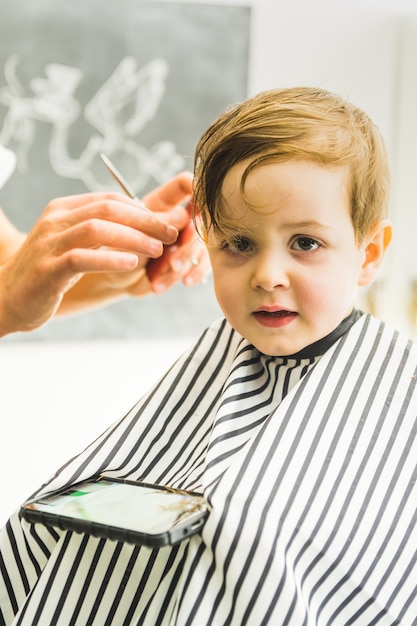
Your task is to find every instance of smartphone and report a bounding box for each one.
[19,475,208,548]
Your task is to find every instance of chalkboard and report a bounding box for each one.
[0,0,250,341]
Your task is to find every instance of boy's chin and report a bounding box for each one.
[249,338,304,357]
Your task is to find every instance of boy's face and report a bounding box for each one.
[206,160,374,356]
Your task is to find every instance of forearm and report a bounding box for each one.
[0,213,29,335]
[0,282,18,338]
[0,261,48,337]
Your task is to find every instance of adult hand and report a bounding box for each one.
[0,172,210,337]
[58,172,210,309]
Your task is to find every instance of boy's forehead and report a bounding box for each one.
[221,159,350,211]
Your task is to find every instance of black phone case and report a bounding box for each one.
[19,477,208,548]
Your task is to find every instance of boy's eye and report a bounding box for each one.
[221,236,253,255]
[292,236,321,252]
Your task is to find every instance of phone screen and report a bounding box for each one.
[21,478,208,546]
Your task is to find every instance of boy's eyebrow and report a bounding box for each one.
[281,219,331,230]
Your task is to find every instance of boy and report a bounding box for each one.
[1,87,416,625]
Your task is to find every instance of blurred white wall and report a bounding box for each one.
[1,0,417,525]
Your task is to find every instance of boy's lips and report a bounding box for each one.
[252,306,297,328]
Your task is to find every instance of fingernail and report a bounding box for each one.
[170,259,183,272]
[152,281,168,294]
[166,224,179,238]
[149,241,163,256]
[184,274,195,287]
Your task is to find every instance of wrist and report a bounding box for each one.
[0,282,15,338]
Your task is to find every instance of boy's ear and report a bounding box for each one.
[358,219,392,286]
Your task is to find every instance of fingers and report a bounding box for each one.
[71,197,179,243]
[45,191,144,212]
[142,171,193,213]
[52,247,141,277]
[43,186,197,258]
[146,226,211,293]
[180,239,211,287]
[28,180,202,306]
[52,218,167,260]
[41,195,180,257]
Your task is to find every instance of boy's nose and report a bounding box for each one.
[250,253,289,291]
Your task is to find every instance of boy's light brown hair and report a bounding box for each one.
[193,87,390,245]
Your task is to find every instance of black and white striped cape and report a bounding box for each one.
[0,313,416,625]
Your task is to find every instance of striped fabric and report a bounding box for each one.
[203,342,316,493]
[0,313,416,625]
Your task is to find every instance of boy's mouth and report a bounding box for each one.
[257,310,291,317]
[254,305,295,316]
[252,308,297,327]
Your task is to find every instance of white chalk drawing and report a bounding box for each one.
[0,54,185,193]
